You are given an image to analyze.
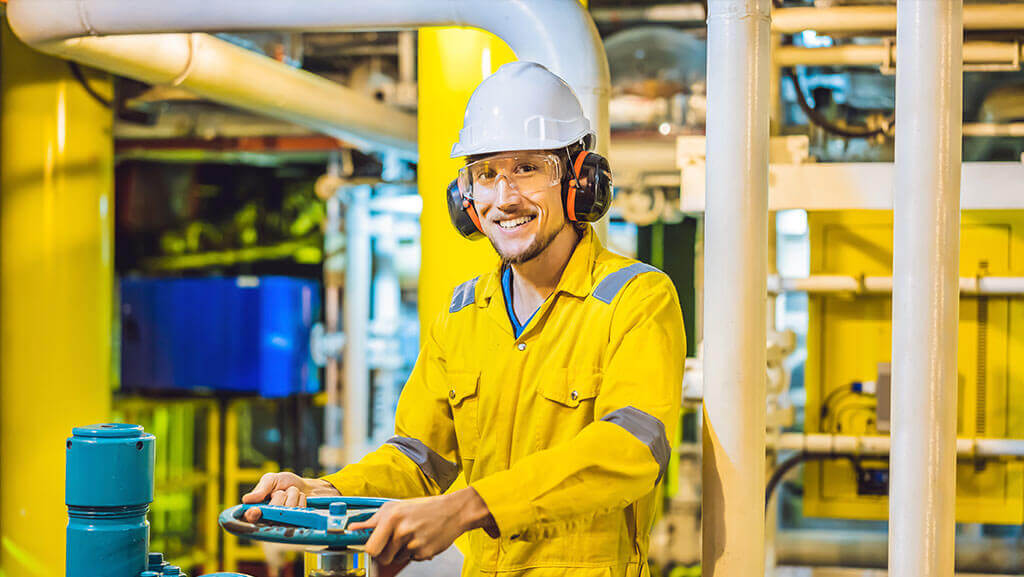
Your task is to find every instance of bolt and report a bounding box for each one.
[161,565,181,576]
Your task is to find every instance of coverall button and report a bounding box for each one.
[570,390,579,401]
[517,343,526,351]
[449,389,456,399]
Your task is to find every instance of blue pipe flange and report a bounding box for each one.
[218,496,391,547]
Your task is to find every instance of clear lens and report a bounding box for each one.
[458,153,561,201]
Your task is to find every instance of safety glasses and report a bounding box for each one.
[457,152,562,202]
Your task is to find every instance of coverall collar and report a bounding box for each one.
[477,224,602,309]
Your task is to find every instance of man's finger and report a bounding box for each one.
[347,510,380,531]
[378,526,413,566]
[269,489,288,507]
[363,513,398,557]
[244,506,264,522]
[242,473,277,503]
[284,485,301,508]
[298,493,307,509]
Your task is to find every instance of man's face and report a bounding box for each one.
[467,151,569,265]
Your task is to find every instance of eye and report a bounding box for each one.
[474,167,497,181]
[515,163,538,175]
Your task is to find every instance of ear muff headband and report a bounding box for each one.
[566,151,591,223]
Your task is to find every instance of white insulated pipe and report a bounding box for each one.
[702,1,770,576]
[890,2,962,577]
[7,0,610,156]
[773,4,1024,34]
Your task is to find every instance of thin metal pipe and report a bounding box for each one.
[890,2,962,577]
[773,433,1024,459]
[773,4,1024,34]
[767,274,1024,295]
[702,1,770,576]
[343,185,372,463]
[775,41,1022,69]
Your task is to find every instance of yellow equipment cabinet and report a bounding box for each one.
[803,210,1024,524]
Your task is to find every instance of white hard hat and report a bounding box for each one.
[450,61,595,158]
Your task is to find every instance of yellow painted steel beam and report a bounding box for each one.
[0,20,113,577]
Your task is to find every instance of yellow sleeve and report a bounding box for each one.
[321,314,460,499]
[470,274,685,538]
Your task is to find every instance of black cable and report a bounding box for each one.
[68,62,112,109]
[765,452,864,510]
[786,67,892,140]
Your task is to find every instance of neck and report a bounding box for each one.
[510,225,580,305]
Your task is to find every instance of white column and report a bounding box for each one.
[701,0,771,576]
[889,1,963,577]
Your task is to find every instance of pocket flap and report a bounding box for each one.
[539,369,601,408]
[447,370,479,406]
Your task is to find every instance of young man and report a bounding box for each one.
[243,62,684,577]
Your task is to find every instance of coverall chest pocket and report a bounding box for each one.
[447,370,480,460]
[535,369,602,451]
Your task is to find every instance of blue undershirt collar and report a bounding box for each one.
[501,266,540,339]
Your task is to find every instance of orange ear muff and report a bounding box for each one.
[463,199,483,232]
[447,179,485,240]
[566,151,590,222]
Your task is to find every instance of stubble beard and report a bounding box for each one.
[491,225,562,267]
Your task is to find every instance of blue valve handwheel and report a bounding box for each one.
[218,497,391,547]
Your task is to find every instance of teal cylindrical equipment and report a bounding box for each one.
[66,423,155,577]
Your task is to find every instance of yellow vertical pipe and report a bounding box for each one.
[0,21,113,577]
[417,29,515,330]
[417,2,586,330]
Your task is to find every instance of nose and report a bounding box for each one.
[492,177,523,209]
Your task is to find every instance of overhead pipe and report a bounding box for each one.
[11,32,418,158]
[889,3,962,577]
[702,1,771,577]
[773,4,1024,34]
[7,0,610,156]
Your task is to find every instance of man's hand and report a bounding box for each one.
[348,487,496,566]
[241,472,341,522]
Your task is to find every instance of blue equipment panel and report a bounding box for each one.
[121,276,320,397]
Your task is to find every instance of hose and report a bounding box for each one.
[786,67,893,139]
[765,452,867,510]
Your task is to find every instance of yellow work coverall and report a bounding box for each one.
[323,225,685,576]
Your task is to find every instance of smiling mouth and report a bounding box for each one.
[497,215,536,230]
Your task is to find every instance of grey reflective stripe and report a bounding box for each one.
[449,277,478,313]
[592,263,660,304]
[601,407,670,484]
[385,436,459,491]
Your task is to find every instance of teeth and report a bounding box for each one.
[498,216,534,229]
